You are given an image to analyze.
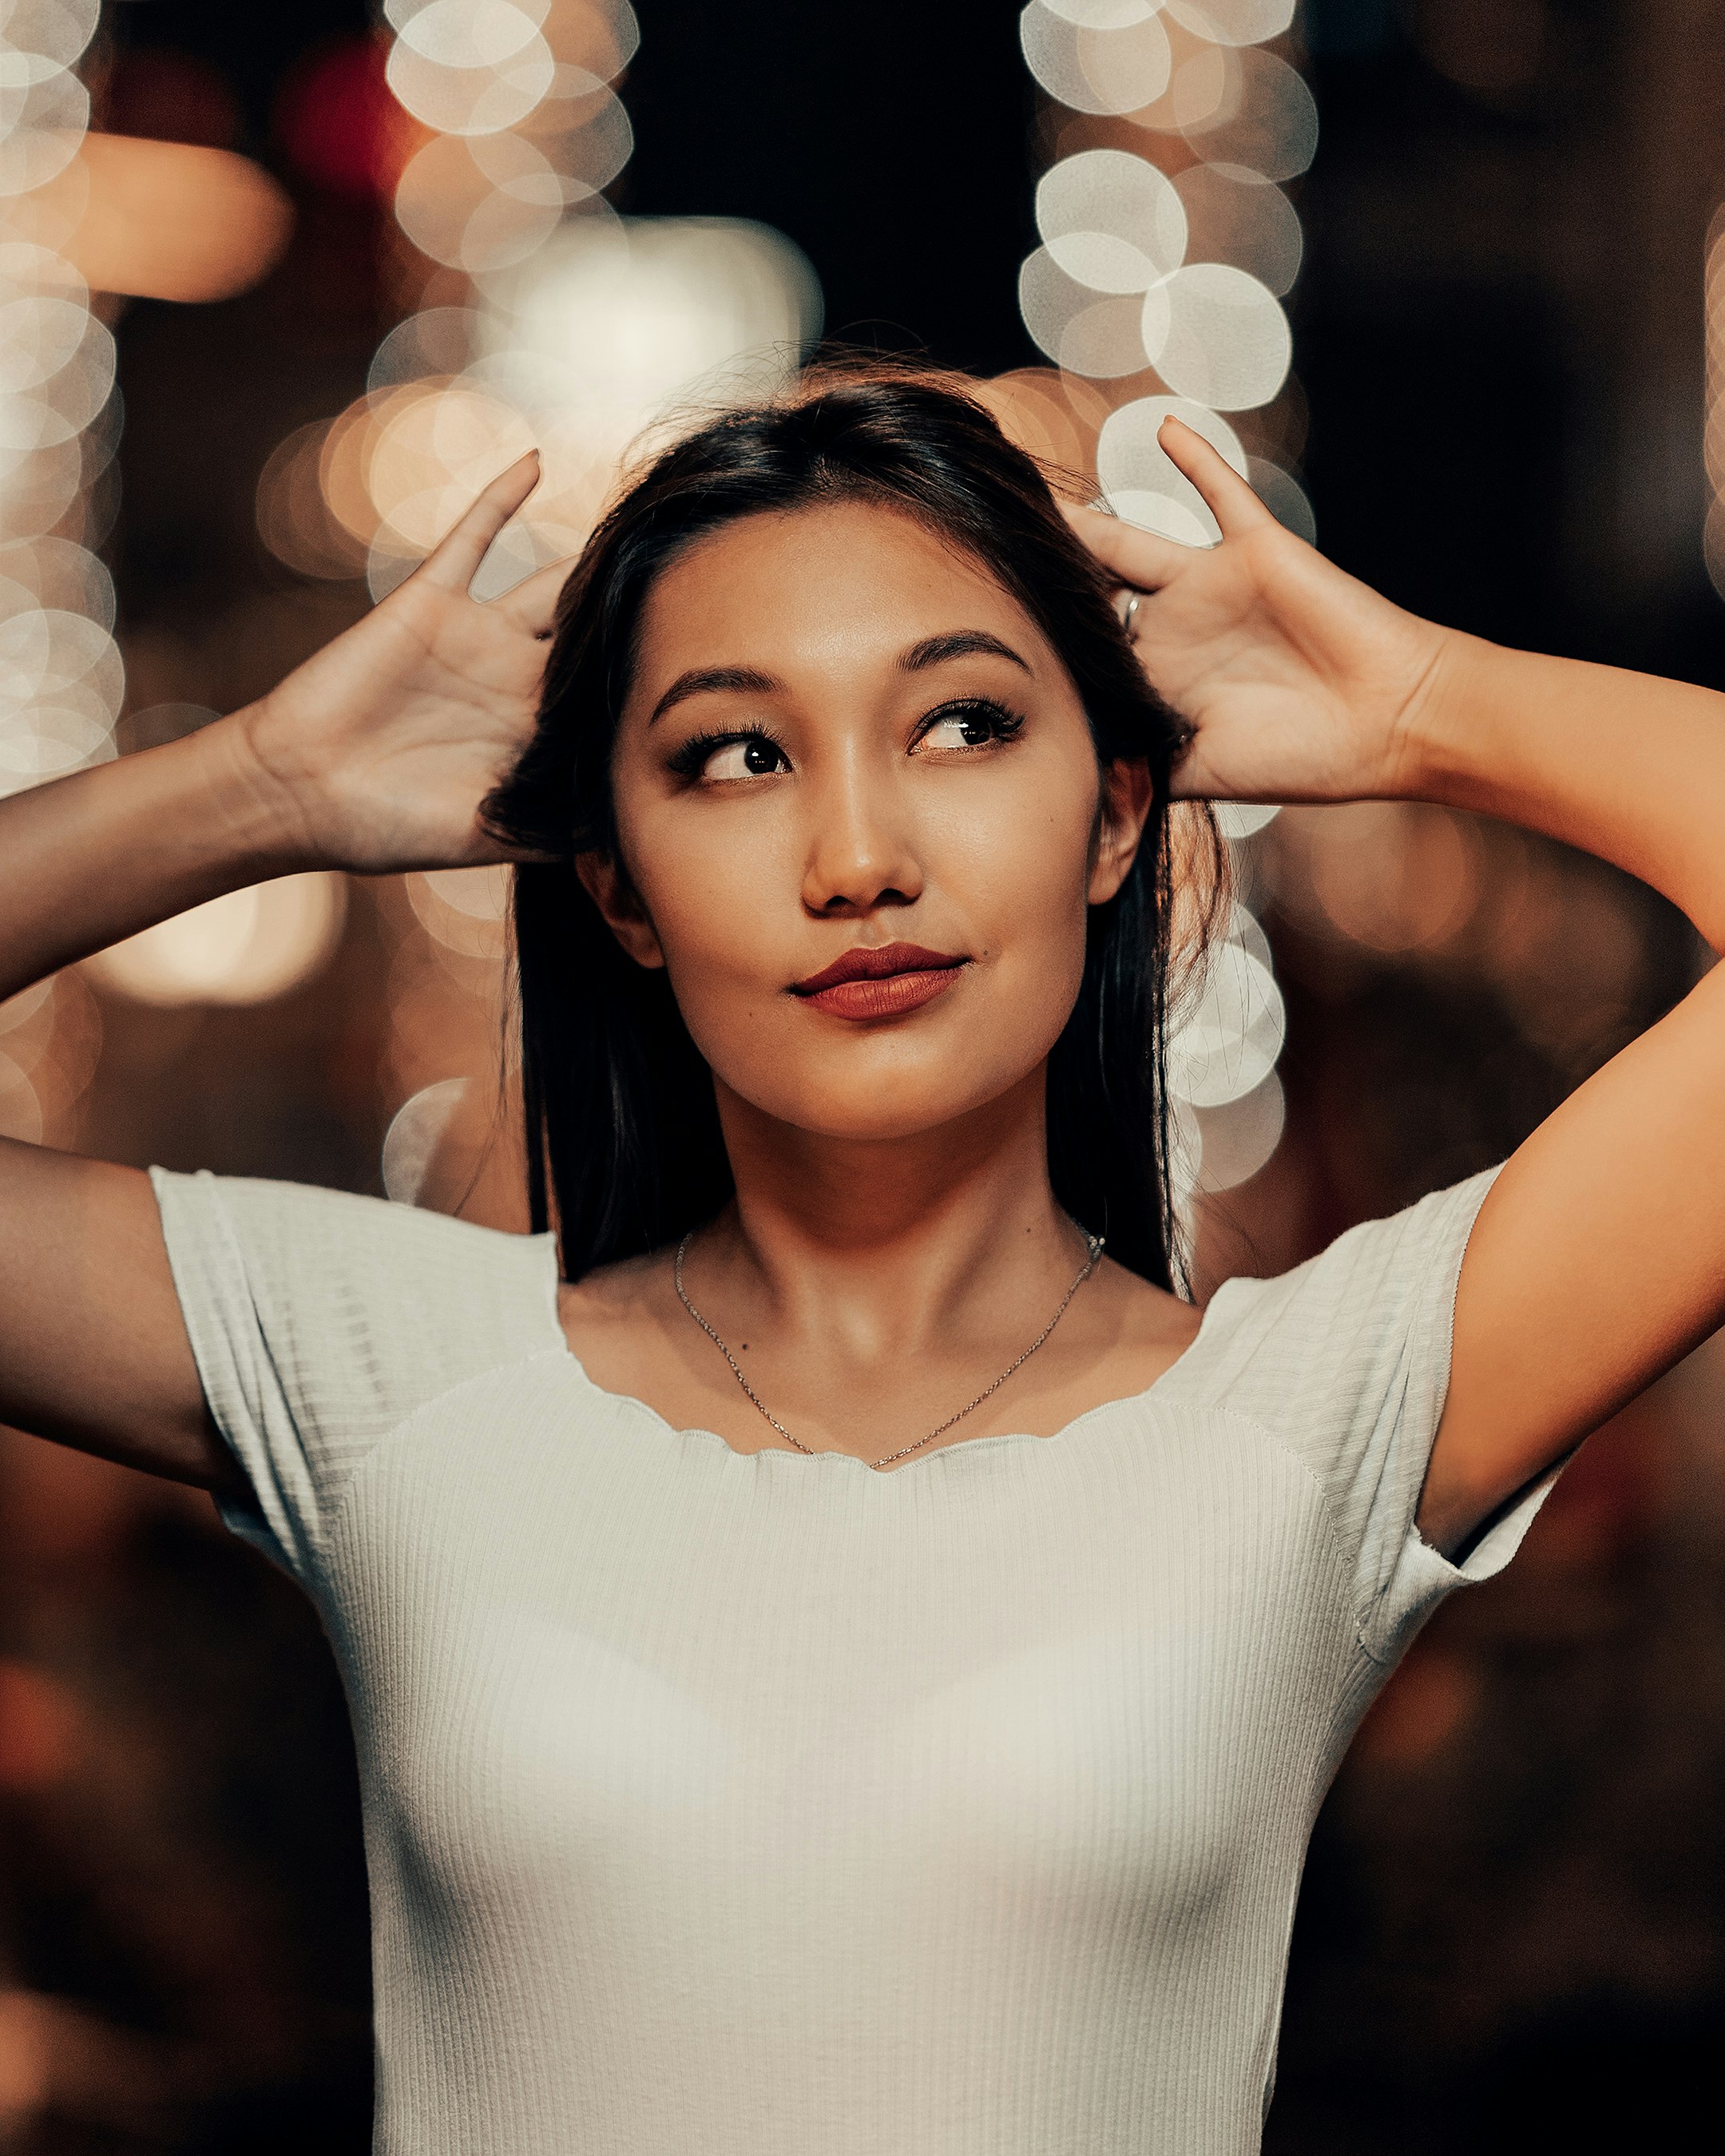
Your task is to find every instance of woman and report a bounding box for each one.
[0,366,1720,2153]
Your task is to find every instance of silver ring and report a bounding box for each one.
[1120,592,1142,640]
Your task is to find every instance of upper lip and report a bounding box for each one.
[792,942,968,995]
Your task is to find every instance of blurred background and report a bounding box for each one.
[0,0,1722,2146]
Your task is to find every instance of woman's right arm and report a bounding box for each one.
[0,457,563,1490]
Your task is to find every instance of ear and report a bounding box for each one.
[576,851,666,969]
[1088,757,1155,905]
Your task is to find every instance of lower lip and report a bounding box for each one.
[798,967,966,1021]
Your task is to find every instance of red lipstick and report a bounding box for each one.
[791,941,968,1021]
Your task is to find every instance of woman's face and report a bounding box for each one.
[583,500,1151,1143]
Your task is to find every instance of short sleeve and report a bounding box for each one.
[1165,1166,1558,1667]
[150,1168,563,1587]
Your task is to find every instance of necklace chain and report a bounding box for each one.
[672,1225,1105,1471]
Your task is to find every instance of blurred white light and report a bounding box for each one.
[406,864,511,955]
[0,292,91,392]
[2,0,101,67]
[1036,149,1187,294]
[1214,802,1281,841]
[385,24,557,136]
[1102,489,1213,546]
[1018,245,1148,377]
[395,132,570,273]
[397,0,548,68]
[1181,47,1318,182]
[553,89,635,190]
[1020,0,1172,116]
[383,1076,470,1205]
[0,66,89,196]
[0,536,113,625]
[1247,455,1315,542]
[1145,263,1291,410]
[1173,162,1303,296]
[368,306,481,393]
[422,864,510,918]
[473,216,821,417]
[86,874,347,1006]
[1167,936,1285,1107]
[0,4,122,795]
[1042,0,1160,23]
[1194,1068,1284,1191]
[1097,396,1249,541]
[1164,0,1296,45]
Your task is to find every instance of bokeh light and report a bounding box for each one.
[57,135,293,304]
[1096,393,1249,538]
[259,7,819,620]
[1177,46,1318,182]
[85,874,347,1007]
[0,3,115,798]
[1146,260,1291,410]
[247,2,823,1196]
[1017,0,1312,1213]
[1037,149,1187,295]
[1173,161,1302,297]
[382,1075,471,1204]
[1020,2,1173,117]
[1165,2,1296,54]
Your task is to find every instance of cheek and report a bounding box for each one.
[622,805,797,1039]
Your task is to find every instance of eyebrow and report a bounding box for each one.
[644,630,1033,726]
[648,664,781,726]
[898,629,1033,676]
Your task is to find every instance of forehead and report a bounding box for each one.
[628,500,1056,693]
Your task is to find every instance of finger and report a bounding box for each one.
[413,450,541,594]
[494,554,577,636]
[1061,501,1192,592]
[1155,418,1273,540]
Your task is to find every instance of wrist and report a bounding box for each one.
[1388,625,1500,806]
[184,703,333,874]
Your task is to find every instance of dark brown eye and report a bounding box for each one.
[676,731,790,783]
[918,700,1026,752]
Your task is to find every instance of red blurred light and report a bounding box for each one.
[275,34,410,200]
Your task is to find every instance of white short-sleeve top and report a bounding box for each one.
[149,1163,1551,2156]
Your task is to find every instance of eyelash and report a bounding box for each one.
[914,696,1027,751]
[666,698,1027,783]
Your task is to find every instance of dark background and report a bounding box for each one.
[1,2,1720,2146]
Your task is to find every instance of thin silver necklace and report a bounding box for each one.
[672,1224,1105,1471]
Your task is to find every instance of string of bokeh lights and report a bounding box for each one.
[60,2,816,1201]
[327,0,820,1207]
[1011,0,1311,1203]
[0,0,114,1145]
[0,0,121,805]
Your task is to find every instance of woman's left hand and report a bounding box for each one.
[1066,420,1450,806]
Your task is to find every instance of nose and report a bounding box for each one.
[799,744,924,917]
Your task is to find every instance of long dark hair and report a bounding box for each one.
[483,361,1220,1291]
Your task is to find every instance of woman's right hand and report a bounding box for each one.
[232,454,571,874]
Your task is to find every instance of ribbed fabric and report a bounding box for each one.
[149,1162,1549,2155]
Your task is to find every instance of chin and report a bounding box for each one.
[734,1055,1047,1146]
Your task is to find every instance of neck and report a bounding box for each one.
[702,1066,1085,1362]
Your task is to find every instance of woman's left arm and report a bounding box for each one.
[1072,422,1725,1555]
[1406,633,1725,1550]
